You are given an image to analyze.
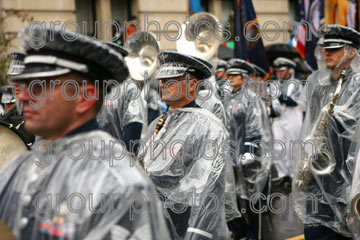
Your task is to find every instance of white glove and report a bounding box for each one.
[241,152,255,165]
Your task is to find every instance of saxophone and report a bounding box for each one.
[295,69,346,191]
[349,192,360,231]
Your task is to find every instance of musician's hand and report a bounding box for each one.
[332,105,357,132]
[333,105,347,113]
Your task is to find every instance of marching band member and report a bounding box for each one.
[97,42,145,156]
[225,58,272,240]
[250,63,266,82]
[348,124,360,238]
[146,78,162,124]
[0,85,16,113]
[2,51,26,115]
[0,52,35,149]
[195,79,228,125]
[293,24,360,240]
[215,59,230,100]
[271,57,303,188]
[138,51,240,240]
[249,62,282,119]
[0,26,170,240]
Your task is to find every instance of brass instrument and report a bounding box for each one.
[0,121,31,169]
[349,149,360,230]
[295,69,346,191]
[124,31,160,81]
[176,12,221,61]
[349,192,360,233]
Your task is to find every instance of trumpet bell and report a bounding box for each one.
[176,12,221,61]
[125,31,160,81]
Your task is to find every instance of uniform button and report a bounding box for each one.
[19,217,28,228]
[22,195,31,205]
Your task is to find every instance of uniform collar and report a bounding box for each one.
[66,118,100,137]
[330,67,353,82]
[183,101,200,108]
[232,87,243,94]
[168,101,200,112]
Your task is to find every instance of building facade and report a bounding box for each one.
[0,0,291,51]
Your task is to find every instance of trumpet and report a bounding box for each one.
[295,69,346,191]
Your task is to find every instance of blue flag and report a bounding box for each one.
[188,0,202,15]
[233,0,248,60]
[234,0,269,74]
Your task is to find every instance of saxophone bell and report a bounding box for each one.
[349,192,360,231]
[354,195,360,218]
[310,148,336,176]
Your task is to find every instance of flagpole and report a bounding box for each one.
[233,0,241,58]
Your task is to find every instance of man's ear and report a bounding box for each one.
[75,84,97,115]
[348,48,356,60]
[287,69,291,76]
[189,78,198,92]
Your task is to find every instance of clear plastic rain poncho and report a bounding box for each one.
[138,107,240,240]
[146,87,162,115]
[244,78,282,119]
[265,83,282,118]
[0,130,170,240]
[298,70,320,112]
[215,79,231,100]
[347,123,360,238]
[195,88,227,125]
[97,78,146,144]
[224,84,273,200]
[270,74,303,178]
[145,78,162,124]
[292,42,360,237]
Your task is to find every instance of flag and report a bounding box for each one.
[356,0,360,31]
[233,0,270,75]
[188,0,202,15]
[346,0,356,29]
[324,0,348,25]
[233,0,248,60]
[296,0,325,70]
[296,0,306,59]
